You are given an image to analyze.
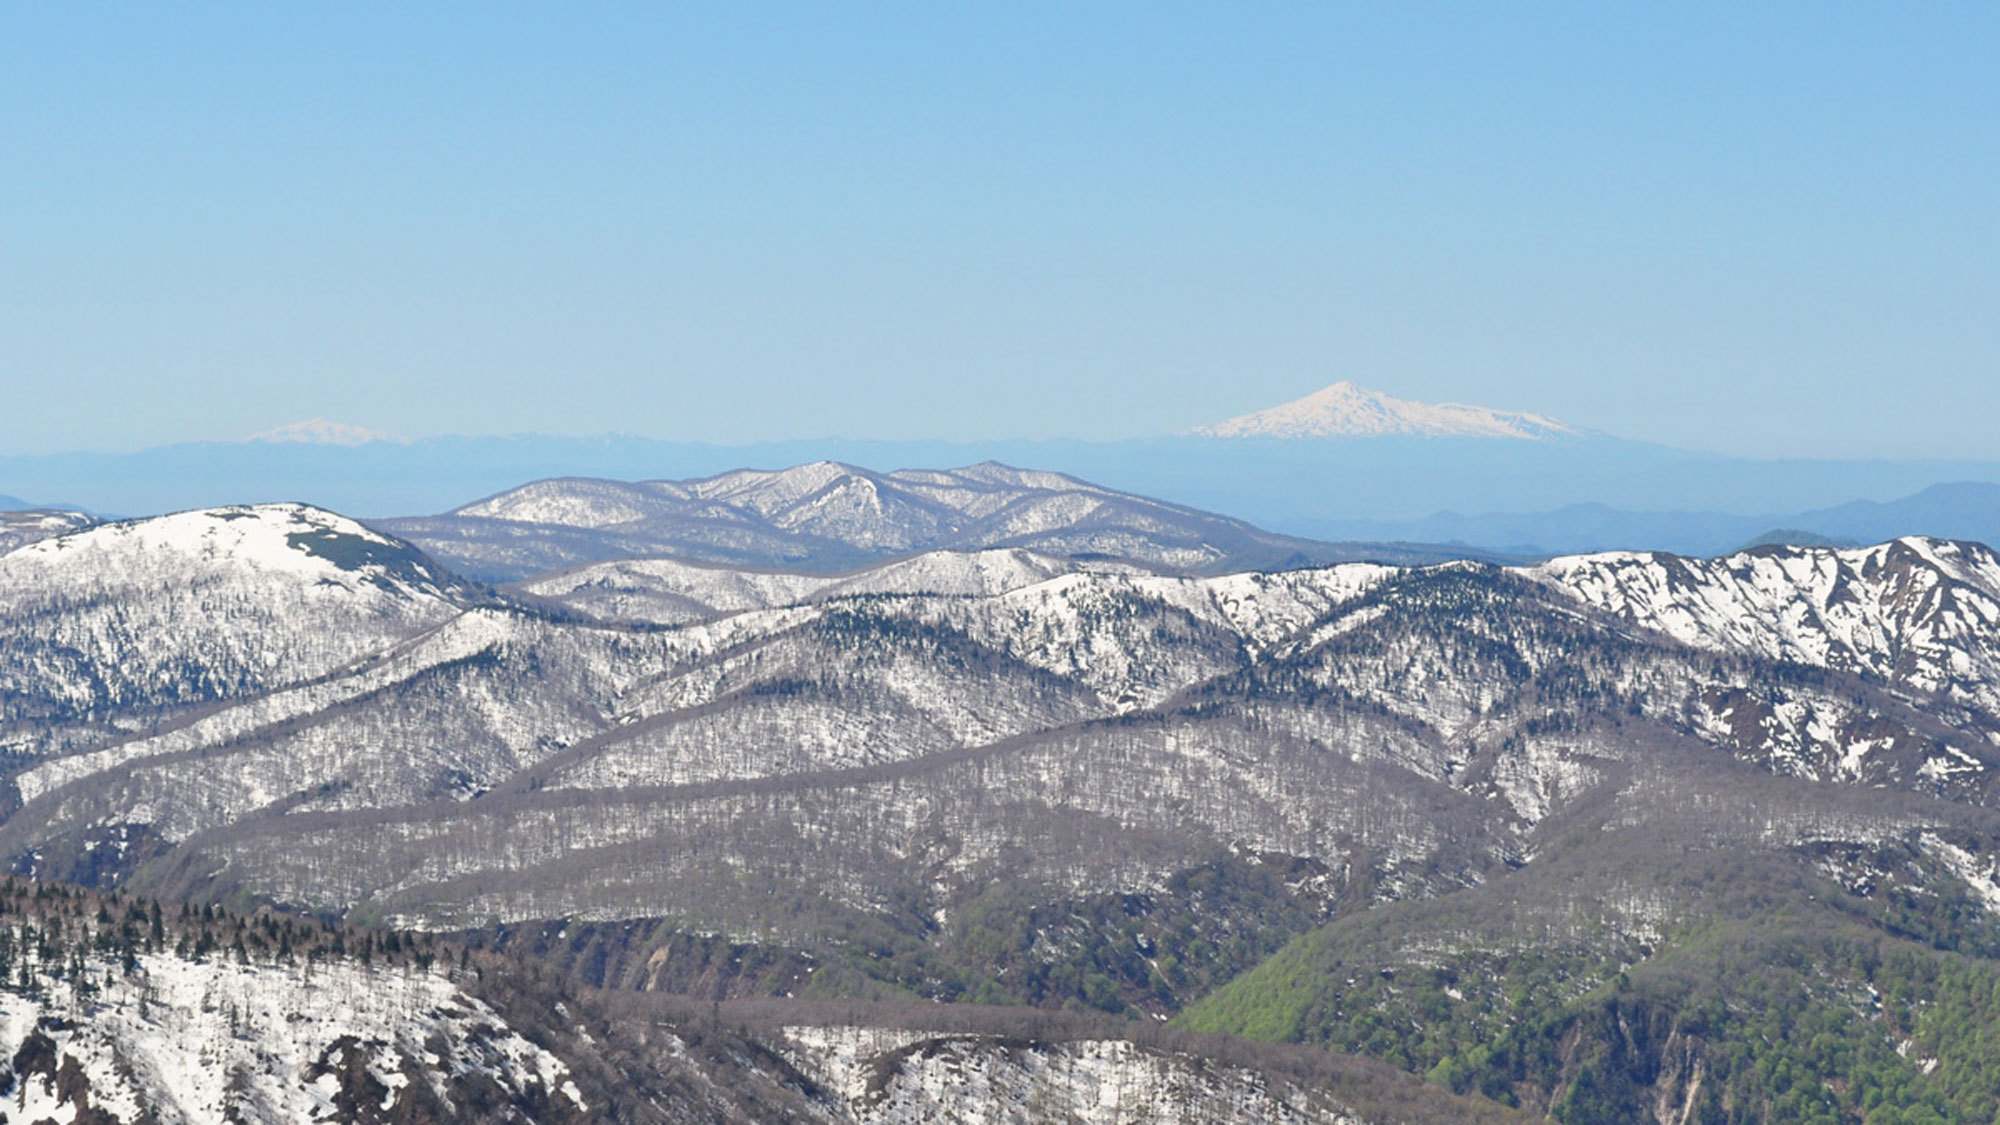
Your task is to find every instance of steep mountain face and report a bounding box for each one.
[1535,538,2000,723]
[1193,381,1579,441]
[6,507,2000,1119]
[372,461,1436,581]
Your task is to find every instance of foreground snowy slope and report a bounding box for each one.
[0,954,585,1122]
[0,876,1519,1125]
[0,878,731,1123]
[777,1026,1364,1124]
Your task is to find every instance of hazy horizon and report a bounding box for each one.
[5,6,1995,459]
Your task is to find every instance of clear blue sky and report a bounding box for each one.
[3,4,1994,457]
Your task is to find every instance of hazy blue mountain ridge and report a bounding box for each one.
[6,433,1999,553]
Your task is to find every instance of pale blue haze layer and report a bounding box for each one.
[2,4,1994,457]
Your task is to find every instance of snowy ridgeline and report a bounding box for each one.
[0,950,584,1124]
[378,460,1346,580]
[777,1026,1363,1125]
[3,514,1999,949]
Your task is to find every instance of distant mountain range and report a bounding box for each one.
[10,453,2000,587]
[375,461,1509,582]
[15,387,2000,1119]
[1300,480,2000,556]
[4,383,1999,557]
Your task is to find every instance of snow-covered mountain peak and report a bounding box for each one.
[453,477,656,528]
[940,461,1100,492]
[247,418,403,445]
[0,505,472,757]
[9,504,450,595]
[1194,381,1578,440]
[691,460,860,505]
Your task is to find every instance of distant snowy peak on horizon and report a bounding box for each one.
[1193,381,1580,440]
[248,418,405,445]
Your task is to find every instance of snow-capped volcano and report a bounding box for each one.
[1194,381,1578,440]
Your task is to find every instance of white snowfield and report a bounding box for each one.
[4,504,409,586]
[0,953,581,1123]
[1193,381,1578,440]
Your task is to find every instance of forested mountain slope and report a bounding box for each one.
[3,506,2000,1120]
[0,875,1520,1124]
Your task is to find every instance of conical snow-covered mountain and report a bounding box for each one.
[1193,381,1578,440]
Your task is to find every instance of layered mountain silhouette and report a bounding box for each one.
[10,457,2000,1118]
[374,460,1510,581]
